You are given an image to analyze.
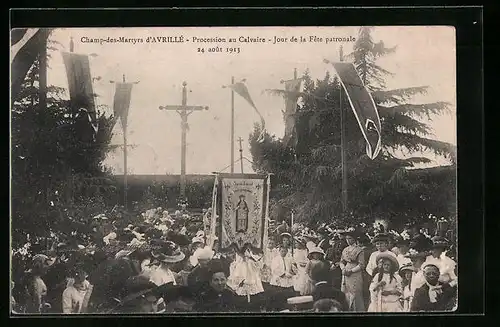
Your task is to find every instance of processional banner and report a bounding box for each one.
[216,174,269,251]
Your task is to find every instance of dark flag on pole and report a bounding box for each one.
[223,80,266,142]
[112,83,134,128]
[326,61,382,159]
[11,28,52,102]
[61,51,98,134]
[282,78,303,148]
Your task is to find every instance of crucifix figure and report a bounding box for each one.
[159,82,208,200]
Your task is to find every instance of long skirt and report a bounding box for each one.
[341,270,365,312]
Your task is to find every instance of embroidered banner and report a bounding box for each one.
[217,173,269,251]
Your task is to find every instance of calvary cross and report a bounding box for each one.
[159,81,209,200]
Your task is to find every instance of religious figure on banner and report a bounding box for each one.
[235,195,249,233]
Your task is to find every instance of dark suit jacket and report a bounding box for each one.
[312,281,349,312]
[187,265,212,296]
[410,283,457,312]
[194,288,240,312]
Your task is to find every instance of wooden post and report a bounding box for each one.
[122,74,128,209]
[238,137,244,173]
[339,46,348,213]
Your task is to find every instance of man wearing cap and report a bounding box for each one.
[410,263,456,312]
[286,295,314,312]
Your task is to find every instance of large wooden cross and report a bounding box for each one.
[159,82,208,200]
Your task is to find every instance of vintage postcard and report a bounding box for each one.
[11,26,457,314]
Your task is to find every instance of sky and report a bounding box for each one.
[46,26,456,175]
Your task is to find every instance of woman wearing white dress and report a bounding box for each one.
[367,252,403,312]
[292,237,312,295]
[270,246,297,290]
[149,241,185,286]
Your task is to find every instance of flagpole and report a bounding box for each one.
[122,74,128,210]
[339,45,348,213]
[238,137,244,173]
[231,76,235,173]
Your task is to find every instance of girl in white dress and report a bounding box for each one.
[292,237,312,295]
[399,263,416,312]
[368,253,403,312]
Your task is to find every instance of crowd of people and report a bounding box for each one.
[10,207,457,314]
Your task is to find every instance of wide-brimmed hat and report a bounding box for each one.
[151,240,186,263]
[342,227,359,238]
[399,263,416,275]
[108,275,162,312]
[409,233,433,252]
[431,236,449,248]
[404,248,429,259]
[376,252,399,271]
[308,247,325,257]
[371,233,391,244]
[317,227,329,236]
[280,232,292,238]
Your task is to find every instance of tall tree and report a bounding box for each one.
[249,27,456,227]
[11,37,116,246]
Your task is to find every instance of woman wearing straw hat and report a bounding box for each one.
[367,252,403,312]
[365,233,397,278]
[149,241,185,286]
[339,229,365,312]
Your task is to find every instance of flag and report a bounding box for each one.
[112,82,134,129]
[216,173,269,252]
[225,81,266,141]
[11,28,52,102]
[282,78,303,147]
[61,51,98,133]
[327,61,382,159]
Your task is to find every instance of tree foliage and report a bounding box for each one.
[11,37,116,247]
[249,27,456,226]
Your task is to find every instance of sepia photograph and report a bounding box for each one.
[10,25,458,314]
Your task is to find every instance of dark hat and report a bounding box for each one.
[431,236,449,248]
[404,248,429,259]
[113,275,160,309]
[317,227,328,235]
[396,238,410,246]
[151,240,185,263]
[342,228,359,238]
[371,233,391,244]
[409,233,433,252]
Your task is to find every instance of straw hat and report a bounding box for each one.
[287,295,314,305]
[404,248,429,259]
[280,232,292,238]
[308,247,325,257]
[151,241,185,263]
[376,252,399,271]
[399,262,416,275]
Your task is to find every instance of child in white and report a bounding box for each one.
[368,255,403,312]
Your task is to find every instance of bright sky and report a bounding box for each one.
[47,26,456,175]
